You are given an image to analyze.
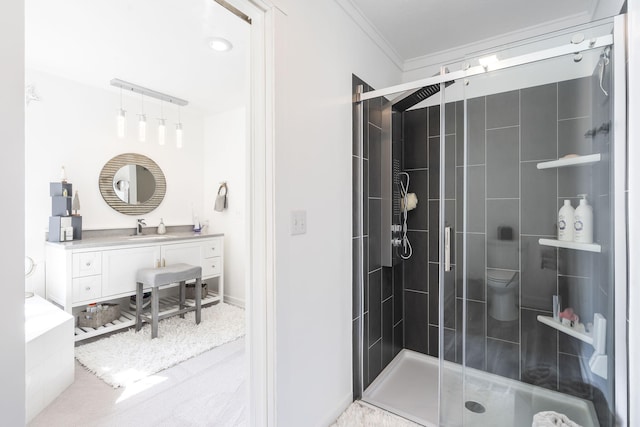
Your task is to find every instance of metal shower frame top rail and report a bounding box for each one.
[355,34,613,103]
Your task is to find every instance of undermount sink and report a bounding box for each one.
[126,235,170,240]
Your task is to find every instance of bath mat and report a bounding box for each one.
[75,302,245,388]
[330,401,420,427]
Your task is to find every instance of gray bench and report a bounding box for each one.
[135,263,202,338]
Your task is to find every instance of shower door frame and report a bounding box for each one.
[355,15,627,426]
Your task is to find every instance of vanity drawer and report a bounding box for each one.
[72,275,102,303]
[72,252,102,278]
[202,256,222,277]
[203,239,222,259]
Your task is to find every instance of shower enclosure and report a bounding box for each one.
[352,16,627,427]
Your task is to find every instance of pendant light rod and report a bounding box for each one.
[110,78,189,107]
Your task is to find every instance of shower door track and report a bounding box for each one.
[356,34,613,103]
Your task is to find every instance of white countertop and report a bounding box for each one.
[45,231,224,250]
[25,295,74,342]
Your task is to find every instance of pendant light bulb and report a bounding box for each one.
[158,119,166,146]
[117,108,126,139]
[138,115,147,142]
[176,123,183,148]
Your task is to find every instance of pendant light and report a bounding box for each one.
[138,93,147,142]
[110,79,189,147]
[117,87,126,139]
[158,100,166,146]
[176,106,183,149]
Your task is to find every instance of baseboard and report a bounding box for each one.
[223,294,245,308]
[319,391,353,427]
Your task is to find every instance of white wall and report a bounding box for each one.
[0,0,25,424]
[202,107,246,307]
[25,69,206,296]
[270,1,401,425]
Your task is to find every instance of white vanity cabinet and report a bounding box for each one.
[101,245,160,298]
[45,234,224,340]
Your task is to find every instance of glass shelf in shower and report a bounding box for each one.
[536,153,601,169]
[538,238,601,253]
[537,315,593,345]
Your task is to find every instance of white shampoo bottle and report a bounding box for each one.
[558,199,575,241]
[574,194,593,243]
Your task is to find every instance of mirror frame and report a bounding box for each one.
[99,153,166,215]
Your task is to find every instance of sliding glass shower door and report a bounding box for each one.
[452,19,622,427]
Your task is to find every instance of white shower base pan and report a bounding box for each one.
[363,350,599,427]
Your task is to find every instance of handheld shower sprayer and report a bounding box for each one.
[395,172,413,260]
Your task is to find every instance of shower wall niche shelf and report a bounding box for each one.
[537,313,608,379]
[538,238,601,253]
[536,153,601,169]
[537,315,593,344]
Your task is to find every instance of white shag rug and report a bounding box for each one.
[75,302,245,388]
[331,401,421,427]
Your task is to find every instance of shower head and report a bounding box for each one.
[392,79,454,112]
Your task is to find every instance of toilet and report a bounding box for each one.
[487,269,519,321]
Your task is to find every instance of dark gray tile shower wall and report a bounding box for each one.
[400,76,612,425]
[352,75,404,395]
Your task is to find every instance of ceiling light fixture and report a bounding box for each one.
[110,79,188,147]
[158,101,166,146]
[208,37,233,52]
[176,106,183,149]
[117,87,126,139]
[138,94,147,142]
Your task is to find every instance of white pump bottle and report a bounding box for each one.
[574,194,593,243]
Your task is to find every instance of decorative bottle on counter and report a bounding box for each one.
[157,218,166,235]
[558,199,574,241]
[574,194,593,243]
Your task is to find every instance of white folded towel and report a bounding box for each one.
[532,411,582,427]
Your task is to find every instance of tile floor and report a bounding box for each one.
[29,337,246,427]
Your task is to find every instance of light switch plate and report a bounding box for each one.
[291,210,307,235]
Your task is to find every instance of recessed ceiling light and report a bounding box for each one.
[208,37,233,52]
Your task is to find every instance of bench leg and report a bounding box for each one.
[195,277,202,325]
[135,282,143,332]
[179,280,186,318]
[151,287,159,339]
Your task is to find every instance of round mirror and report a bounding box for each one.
[99,153,166,215]
[112,164,156,204]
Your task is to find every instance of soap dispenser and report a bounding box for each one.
[558,200,575,241]
[157,218,166,235]
[574,194,593,243]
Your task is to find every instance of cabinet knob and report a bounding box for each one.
[85,262,91,267]
[85,286,91,291]
[211,247,216,251]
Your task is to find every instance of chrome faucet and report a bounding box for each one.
[136,219,146,235]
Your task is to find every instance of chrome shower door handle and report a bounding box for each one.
[445,226,451,272]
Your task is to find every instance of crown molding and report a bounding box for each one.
[403,12,592,73]
[333,0,404,71]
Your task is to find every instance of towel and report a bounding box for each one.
[532,411,582,427]
[214,182,228,212]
